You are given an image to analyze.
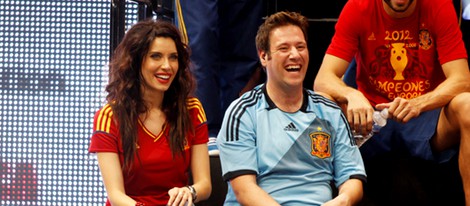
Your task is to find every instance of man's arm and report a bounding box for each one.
[314,54,374,135]
[322,179,363,206]
[376,58,470,123]
[314,54,355,104]
[230,174,280,206]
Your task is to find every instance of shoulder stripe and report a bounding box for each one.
[309,92,355,145]
[226,89,262,142]
[341,112,355,146]
[187,97,207,123]
[309,92,341,110]
[96,104,113,133]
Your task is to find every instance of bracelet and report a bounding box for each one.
[135,202,145,206]
[186,185,197,202]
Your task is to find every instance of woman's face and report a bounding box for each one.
[140,37,179,94]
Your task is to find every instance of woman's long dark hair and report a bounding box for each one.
[106,19,195,171]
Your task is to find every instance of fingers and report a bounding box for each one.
[167,189,176,206]
[356,110,368,135]
[348,97,421,129]
[365,109,374,132]
[375,102,391,111]
[386,98,420,123]
[392,100,406,122]
[348,107,374,135]
[167,187,193,206]
[347,109,354,128]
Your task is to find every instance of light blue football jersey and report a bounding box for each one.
[217,84,366,206]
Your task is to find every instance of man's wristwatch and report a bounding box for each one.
[187,185,197,201]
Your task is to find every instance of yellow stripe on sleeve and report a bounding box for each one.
[187,98,207,123]
[97,104,113,133]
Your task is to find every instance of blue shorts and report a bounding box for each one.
[360,108,457,162]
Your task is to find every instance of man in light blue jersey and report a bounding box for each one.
[217,11,367,206]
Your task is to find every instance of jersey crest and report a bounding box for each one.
[309,131,331,158]
[419,29,432,50]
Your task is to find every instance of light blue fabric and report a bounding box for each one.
[217,84,366,205]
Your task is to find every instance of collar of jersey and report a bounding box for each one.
[138,119,167,142]
[261,84,309,112]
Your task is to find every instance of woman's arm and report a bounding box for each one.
[168,143,211,206]
[97,152,136,206]
[189,143,212,202]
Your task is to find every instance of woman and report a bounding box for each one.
[89,19,211,206]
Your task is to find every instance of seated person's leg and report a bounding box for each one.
[432,92,470,204]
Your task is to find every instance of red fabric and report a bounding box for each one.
[327,0,467,106]
[89,97,208,206]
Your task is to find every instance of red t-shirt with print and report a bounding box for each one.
[327,0,467,106]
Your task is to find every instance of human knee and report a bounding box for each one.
[450,92,470,124]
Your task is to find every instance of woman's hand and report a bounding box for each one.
[167,186,194,206]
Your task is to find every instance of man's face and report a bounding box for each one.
[383,0,414,13]
[261,25,309,89]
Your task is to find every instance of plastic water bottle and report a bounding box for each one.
[353,108,389,147]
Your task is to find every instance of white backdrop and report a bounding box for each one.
[0,1,138,205]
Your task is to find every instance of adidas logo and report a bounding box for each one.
[368,32,376,40]
[284,122,299,132]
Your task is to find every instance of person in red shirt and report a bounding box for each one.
[89,19,211,206]
[314,0,470,204]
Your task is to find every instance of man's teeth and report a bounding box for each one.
[286,66,300,70]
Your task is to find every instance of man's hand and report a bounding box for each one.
[345,90,374,136]
[376,97,421,123]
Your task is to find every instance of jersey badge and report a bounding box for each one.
[419,29,432,50]
[309,129,331,158]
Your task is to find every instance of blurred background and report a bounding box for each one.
[0,0,468,205]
